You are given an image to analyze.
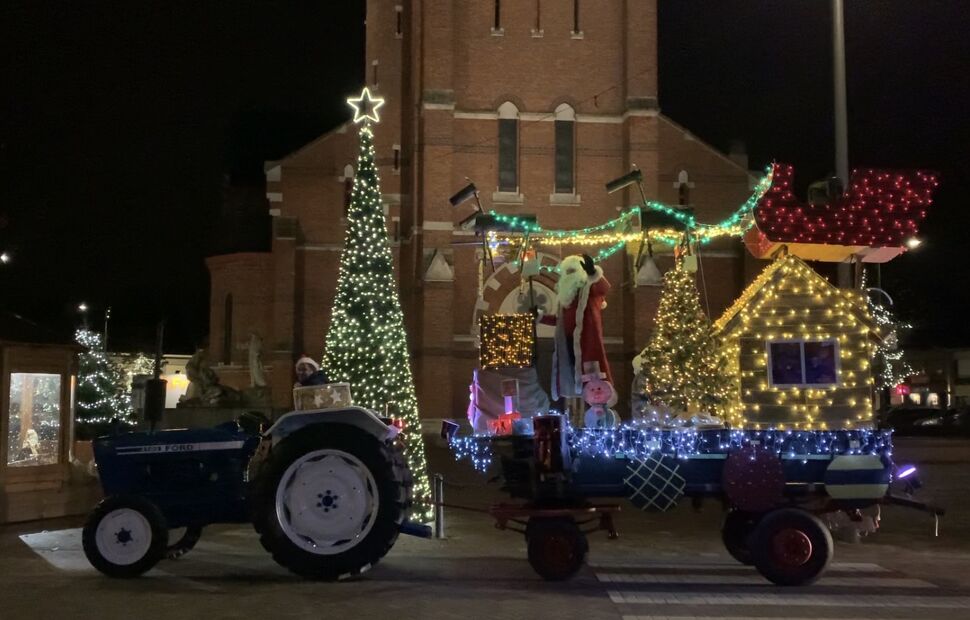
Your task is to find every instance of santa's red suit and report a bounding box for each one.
[541,262,613,400]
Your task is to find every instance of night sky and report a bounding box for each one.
[2,1,968,352]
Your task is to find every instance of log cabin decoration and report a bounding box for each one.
[713,255,879,430]
[745,163,939,264]
[0,312,87,523]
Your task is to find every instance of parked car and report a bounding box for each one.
[879,406,970,436]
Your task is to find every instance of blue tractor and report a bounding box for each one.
[83,407,420,579]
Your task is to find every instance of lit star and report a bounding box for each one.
[347,87,385,124]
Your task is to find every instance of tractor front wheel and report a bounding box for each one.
[82,495,168,578]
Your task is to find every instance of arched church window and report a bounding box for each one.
[498,102,519,193]
[554,103,576,194]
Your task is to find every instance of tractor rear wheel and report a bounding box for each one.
[254,424,410,580]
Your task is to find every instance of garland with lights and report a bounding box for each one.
[485,165,775,264]
[637,265,732,419]
[322,88,432,521]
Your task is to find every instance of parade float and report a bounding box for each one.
[81,90,942,586]
[446,160,943,584]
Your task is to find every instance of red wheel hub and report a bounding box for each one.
[771,528,813,567]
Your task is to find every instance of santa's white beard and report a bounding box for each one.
[557,271,588,307]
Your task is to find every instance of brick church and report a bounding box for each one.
[206,0,763,421]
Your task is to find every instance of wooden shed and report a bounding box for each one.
[714,255,878,430]
[0,312,95,523]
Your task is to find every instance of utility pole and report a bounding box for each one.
[833,0,853,287]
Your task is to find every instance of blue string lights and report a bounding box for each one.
[450,424,892,472]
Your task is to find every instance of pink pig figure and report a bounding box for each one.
[583,377,620,429]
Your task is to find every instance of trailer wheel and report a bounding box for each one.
[751,508,833,586]
[526,518,588,581]
[254,424,409,580]
[166,526,203,560]
[721,510,761,565]
[82,495,169,578]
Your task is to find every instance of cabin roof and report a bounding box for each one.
[713,254,876,337]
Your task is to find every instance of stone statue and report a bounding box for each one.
[248,332,267,387]
[179,347,241,407]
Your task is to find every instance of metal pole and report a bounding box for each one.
[833,0,852,287]
[832,0,849,184]
[103,306,112,351]
[433,473,445,538]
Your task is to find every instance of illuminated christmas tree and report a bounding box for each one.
[863,275,914,391]
[75,328,133,438]
[322,88,431,521]
[637,265,731,416]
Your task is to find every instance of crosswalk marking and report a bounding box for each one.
[590,561,890,572]
[621,617,886,620]
[607,590,970,608]
[596,573,935,588]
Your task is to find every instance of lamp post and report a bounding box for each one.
[103,306,112,351]
[832,0,854,288]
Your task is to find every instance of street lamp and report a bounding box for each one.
[78,302,89,329]
[104,306,112,351]
[0,251,10,264]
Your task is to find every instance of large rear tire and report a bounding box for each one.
[254,425,410,580]
[751,508,833,586]
[82,495,169,578]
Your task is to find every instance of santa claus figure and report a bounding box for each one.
[541,254,613,400]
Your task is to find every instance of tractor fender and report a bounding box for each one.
[264,406,398,446]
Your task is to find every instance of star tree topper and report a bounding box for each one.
[347,87,385,124]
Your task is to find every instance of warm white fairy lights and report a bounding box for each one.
[322,90,431,520]
[714,256,877,429]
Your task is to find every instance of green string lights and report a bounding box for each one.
[489,165,775,262]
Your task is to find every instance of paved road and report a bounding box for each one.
[1,437,967,620]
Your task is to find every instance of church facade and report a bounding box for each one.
[207,0,763,420]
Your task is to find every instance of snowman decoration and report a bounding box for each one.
[582,362,620,429]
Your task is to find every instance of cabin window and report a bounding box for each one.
[767,339,839,387]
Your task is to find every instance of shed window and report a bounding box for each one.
[7,373,61,467]
[767,339,839,387]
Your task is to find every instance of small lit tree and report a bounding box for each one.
[75,329,135,438]
[637,265,731,416]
